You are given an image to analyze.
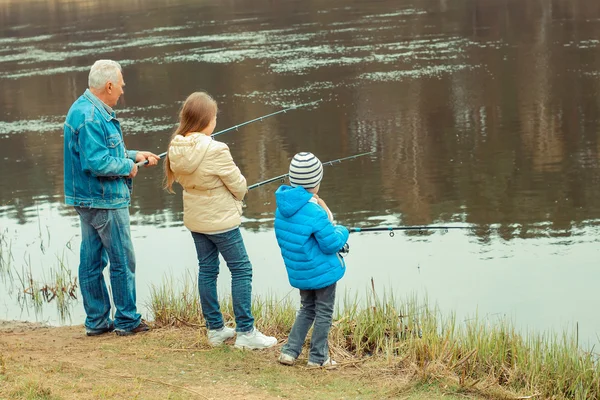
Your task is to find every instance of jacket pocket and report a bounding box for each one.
[106,133,125,159]
[106,134,122,148]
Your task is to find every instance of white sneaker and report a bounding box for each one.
[278,353,296,366]
[234,327,277,350]
[307,358,337,367]
[207,326,235,346]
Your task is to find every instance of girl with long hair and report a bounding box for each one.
[165,92,277,349]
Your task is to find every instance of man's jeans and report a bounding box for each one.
[75,207,141,332]
[282,283,337,364]
[191,228,254,333]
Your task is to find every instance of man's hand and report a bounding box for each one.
[135,151,160,167]
[128,163,138,178]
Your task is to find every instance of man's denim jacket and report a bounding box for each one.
[63,89,138,209]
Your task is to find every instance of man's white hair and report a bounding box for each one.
[88,60,122,90]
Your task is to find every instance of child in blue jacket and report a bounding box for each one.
[274,152,350,366]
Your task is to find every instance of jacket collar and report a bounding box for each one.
[83,89,117,122]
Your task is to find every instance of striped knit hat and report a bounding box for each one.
[288,152,323,189]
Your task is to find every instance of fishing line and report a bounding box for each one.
[349,225,470,237]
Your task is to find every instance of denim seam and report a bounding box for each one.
[109,209,137,331]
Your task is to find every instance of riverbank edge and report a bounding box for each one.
[0,323,508,400]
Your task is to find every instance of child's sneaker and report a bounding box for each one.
[307,358,337,367]
[278,352,296,366]
[234,327,277,349]
[207,326,235,346]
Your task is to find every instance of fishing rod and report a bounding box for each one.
[136,100,321,167]
[247,150,376,190]
[349,225,471,237]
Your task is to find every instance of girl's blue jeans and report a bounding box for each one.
[282,283,337,365]
[75,207,141,332]
[191,228,254,333]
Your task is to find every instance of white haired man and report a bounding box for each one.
[63,60,159,336]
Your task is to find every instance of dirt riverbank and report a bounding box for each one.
[0,322,497,400]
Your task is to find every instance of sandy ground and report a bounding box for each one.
[0,320,48,333]
[0,321,497,400]
[0,322,294,399]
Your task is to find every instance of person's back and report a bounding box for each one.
[274,184,347,290]
[274,152,349,367]
[164,92,277,350]
[168,133,245,234]
[64,90,134,208]
[63,59,159,337]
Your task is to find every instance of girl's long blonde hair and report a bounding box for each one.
[164,92,218,193]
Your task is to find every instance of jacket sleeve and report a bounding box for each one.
[213,143,247,201]
[312,207,350,254]
[78,121,134,177]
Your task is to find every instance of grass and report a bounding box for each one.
[7,380,59,400]
[0,325,494,400]
[0,229,15,284]
[1,230,78,323]
[149,271,203,328]
[149,274,600,400]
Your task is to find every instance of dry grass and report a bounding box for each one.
[1,325,493,400]
[1,231,78,323]
[149,275,600,400]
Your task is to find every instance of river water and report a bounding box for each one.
[1,0,599,346]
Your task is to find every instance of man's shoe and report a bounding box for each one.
[207,326,236,346]
[115,321,150,336]
[234,327,277,350]
[307,358,337,367]
[278,352,296,366]
[85,323,114,337]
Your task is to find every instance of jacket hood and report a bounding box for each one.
[275,185,314,218]
[168,133,212,175]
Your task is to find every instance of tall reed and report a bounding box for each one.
[149,271,202,327]
[8,245,78,322]
[0,228,15,283]
[147,275,600,400]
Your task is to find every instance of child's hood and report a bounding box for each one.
[168,133,212,175]
[275,185,314,217]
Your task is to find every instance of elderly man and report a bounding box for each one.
[63,59,159,336]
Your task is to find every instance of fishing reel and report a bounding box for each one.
[338,242,350,258]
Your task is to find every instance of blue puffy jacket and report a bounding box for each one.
[274,185,349,290]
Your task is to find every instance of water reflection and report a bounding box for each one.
[1,0,599,233]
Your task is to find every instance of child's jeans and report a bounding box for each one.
[282,283,337,365]
[191,228,255,333]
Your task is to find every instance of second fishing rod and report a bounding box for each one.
[137,100,321,167]
[243,151,471,234]
[245,153,471,233]
[247,150,376,191]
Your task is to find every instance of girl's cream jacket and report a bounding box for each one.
[168,133,247,234]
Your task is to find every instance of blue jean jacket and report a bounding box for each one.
[64,89,138,209]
